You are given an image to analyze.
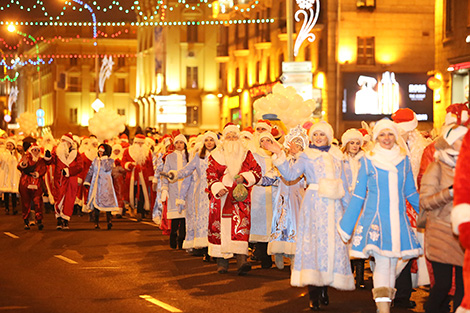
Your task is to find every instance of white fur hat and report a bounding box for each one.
[174,134,188,145]
[341,129,364,148]
[308,121,334,144]
[372,119,399,141]
[443,125,468,146]
[222,123,240,137]
[203,131,219,145]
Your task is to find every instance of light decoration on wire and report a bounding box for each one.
[294,0,320,57]
[67,0,97,45]
[0,72,20,82]
[1,19,275,27]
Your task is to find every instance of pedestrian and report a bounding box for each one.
[17,142,47,230]
[111,143,126,215]
[0,138,20,215]
[264,121,354,311]
[44,132,84,230]
[83,143,120,230]
[160,134,192,250]
[421,124,467,312]
[206,123,262,275]
[163,131,218,260]
[267,125,307,270]
[122,134,155,220]
[341,128,366,289]
[338,119,422,313]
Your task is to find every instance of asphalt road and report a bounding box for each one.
[0,210,428,313]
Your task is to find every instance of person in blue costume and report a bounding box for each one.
[161,134,193,249]
[164,131,218,261]
[263,121,354,311]
[341,128,367,289]
[338,119,422,313]
[267,125,307,270]
[83,143,120,230]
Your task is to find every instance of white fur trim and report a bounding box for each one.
[290,269,355,290]
[77,177,83,185]
[272,151,287,166]
[267,241,296,255]
[318,178,345,199]
[240,171,256,187]
[456,306,470,313]
[211,182,227,199]
[255,121,272,132]
[396,118,418,132]
[175,199,186,206]
[27,185,38,190]
[337,223,351,242]
[341,129,364,148]
[174,134,187,145]
[63,168,70,177]
[309,121,334,144]
[83,182,91,188]
[372,119,399,141]
[160,189,169,202]
[220,217,249,255]
[223,125,240,137]
[451,203,470,234]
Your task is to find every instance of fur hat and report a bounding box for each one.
[341,129,364,148]
[392,108,418,132]
[174,134,188,145]
[445,103,470,126]
[255,119,272,133]
[134,134,146,144]
[61,132,74,144]
[372,119,399,141]
[308,121,334,144]
[203,131,219,145]
[222,123,240,137]
[443,124,468,146]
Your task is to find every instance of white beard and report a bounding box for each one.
[222,140,246,179]
[57,142,70,159]
[111,151,123,160]
[79,143,89,154]
[129,144,150,165]
[84,147,98,161]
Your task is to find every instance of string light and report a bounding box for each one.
[1,19,276,27]
[0,72,19,82]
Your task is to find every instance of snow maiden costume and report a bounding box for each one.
[84,143,120,230]
[338,119,422,313]
[270,121,354,311]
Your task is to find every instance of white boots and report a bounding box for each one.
[372,287,396,313]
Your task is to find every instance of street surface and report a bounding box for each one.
[0,211,428,313]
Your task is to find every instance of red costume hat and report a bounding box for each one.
[255,119,272,132]
[391,108,418,132]
[61,132,74,144]
[222,122,240,137]
[445,103,470,126]
[133,134,146,144]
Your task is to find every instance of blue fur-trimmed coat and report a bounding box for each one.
[273,145,354,290]
[84,156,120,212]
[338,154,422,260]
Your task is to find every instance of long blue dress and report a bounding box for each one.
[273,145,354,290]
[84,156,120,212]
[175,152,211,249]
[338,152,422,260]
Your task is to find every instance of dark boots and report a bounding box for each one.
[24,219,30,230]
[308,286,320,311]
[217,258,229,274]
[236,254,251,276]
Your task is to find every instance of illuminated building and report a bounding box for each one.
[434,0,470,129]
[12,25,137,136]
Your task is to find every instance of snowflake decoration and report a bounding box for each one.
[296,0,314,10]
[353,235,363,247]
[369,231,380,242]
[356,225,363,235]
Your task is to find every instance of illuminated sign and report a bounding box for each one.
[249,82,277,98]
[155,95,187,124]
[343,72,433,121]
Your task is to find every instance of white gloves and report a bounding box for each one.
[160,189,169,202]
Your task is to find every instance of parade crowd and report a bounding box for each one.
[2,104,470,313]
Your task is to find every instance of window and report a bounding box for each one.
[115,78,128,93]
[70,58,78,67]
[90,78,97,93]
[357,37,375,65]
[235,68,240,89]
[305,45,311,61]
[117,108,125,116]
[69,108,78,124]
[187,25,198,43]
[357,0,375,9]
[186,67,198,89]
[186,106,199,126]
[279,0,286,32]
[68,76,81,92]
[117,58,126,68]
[445,0,453,36]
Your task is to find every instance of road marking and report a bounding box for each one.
[141,221,158,227]
[3,232,19,239]
[54,255,78,264]
[127,218,138,222]
[0,306,29,310]
[139,295,182,312]
[82,267,121,270]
